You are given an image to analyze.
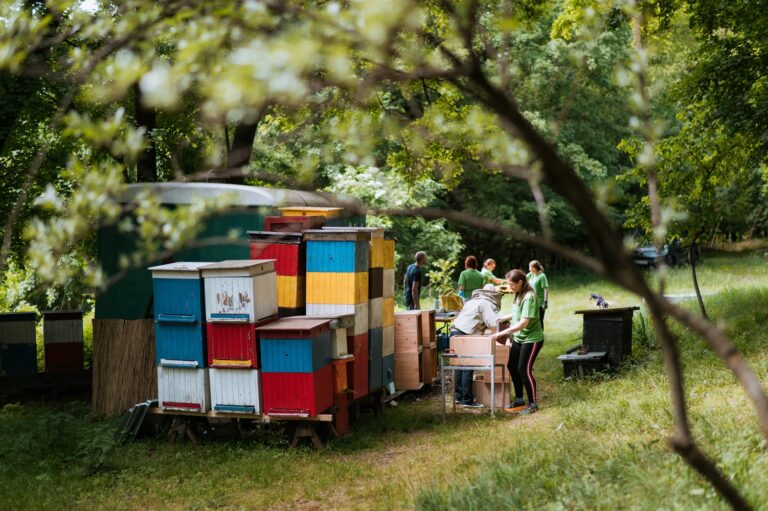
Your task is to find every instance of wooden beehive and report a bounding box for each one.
[448,335,496,366]
[394,349,423,390]
[157,366,210,412]
[421,345,438,384]
[382,269,395,298]
[394,311,422,352]
[420,310,436,347]
[202,260,278,323]
[0,312,37,377]
[209,368,261,414]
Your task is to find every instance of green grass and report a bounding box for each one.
[2,250,768,510]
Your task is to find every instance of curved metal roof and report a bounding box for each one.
[118,182,363,210]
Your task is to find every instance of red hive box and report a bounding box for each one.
[248,231,304,276]
[264,215,325,233]
[347,332,369,399]
[206,315,277,368]
[261,364,333,416]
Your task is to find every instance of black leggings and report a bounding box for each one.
[508,340,544,404]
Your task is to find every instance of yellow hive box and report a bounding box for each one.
[306,272,368,305]
[382,297,395,327]
[382,239,395,269]
[277,275,305,308]
[370,237,386,268]
[278,206,342,218]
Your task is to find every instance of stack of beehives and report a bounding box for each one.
[42,310,84,373]
[150,261,279,414]
[393,310,438,390]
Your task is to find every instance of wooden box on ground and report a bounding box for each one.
[448,335,495,366]
[475,344,510,383]
[394,347,423,390]
[472,379,508,408]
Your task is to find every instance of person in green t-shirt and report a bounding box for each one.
[457,255,484,300]
[481,258,505,286]
[490,269,544,415]
[526,260,549,330]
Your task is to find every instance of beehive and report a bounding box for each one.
[368,328,383,390]
[209,368,261,414]
[42,310,84,373]
[347,333,369,399]
[263,215,325,233]
[0,312,37,377]
[448,335,496,366]
[278,206,343,219]
[149,262,209,368]
[248,231,306,318]
[157,366,210,412]
[202,260,278,323]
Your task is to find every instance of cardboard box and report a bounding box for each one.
[472,380,509,408]
[448,335,495,366]
[475,344,511,383]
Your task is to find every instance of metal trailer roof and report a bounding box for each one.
[117,182,363,210]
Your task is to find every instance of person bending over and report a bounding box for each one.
[450,284,502,408]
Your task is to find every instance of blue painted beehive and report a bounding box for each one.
[305,230,370,273]
[258,319,332,373]
[149,262,209,368]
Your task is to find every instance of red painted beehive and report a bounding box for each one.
[206,315,277,369]
[247,231,304,276]
[261,365,334,417]
[42,310,84,374]
[347,332,369,399]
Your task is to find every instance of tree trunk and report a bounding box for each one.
[225,105,269,183]
[133,84,157,182]
[690,243,707,319]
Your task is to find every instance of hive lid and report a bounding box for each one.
[303,229,370,242]
[322,226,384,238]
[0,311,37,322]
[573,306,640,315]
[41,310,83,321]
[246,231,303,244]
[278,206,343,217]
[148,262,210,277]
[284,314,355,329]
[201,260,275,277]
[256,318,331,335]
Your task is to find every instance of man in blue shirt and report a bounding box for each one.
[404,251,427,310]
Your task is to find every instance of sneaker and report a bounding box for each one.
[517,402,539,415]
[504,399,527,413]
[462,400,484,408]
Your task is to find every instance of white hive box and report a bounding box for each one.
[306,303,368,335]
[382,269,395,298]
[382,325,395,357]
[202,260,277,323]
[369,297,383,329]
[209,368,261,414]
[157,366,210,412]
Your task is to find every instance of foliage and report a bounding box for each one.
[426,258,458,299]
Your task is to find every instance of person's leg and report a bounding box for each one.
[507,341,524,402]
[517,341,543,405]
[539,306,546,330]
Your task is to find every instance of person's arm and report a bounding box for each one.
[542,274,549,309]
[457,271,466,298]
[493,276,505,285]
[412,267,422,306]
[490,317,529,342]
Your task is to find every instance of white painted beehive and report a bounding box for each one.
[382,269,395,298]
[209,368,261,414]
[157,366,210,412]
[202,260,278,323]
[306,303,368,335]
[42,311,83,344]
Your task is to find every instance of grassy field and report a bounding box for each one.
[2,251,768,510]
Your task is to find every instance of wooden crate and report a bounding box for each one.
[475,344,510,383]
[394,311,422,352]
[448,335,495,366]
[421,345,438,383]
[420,310,435,347]
[394,348,423,390]
[472,379,508,408]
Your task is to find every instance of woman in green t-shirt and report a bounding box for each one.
[457,255,485,300]
[490,269,544,414]
[526,260,549,330]
[481,258,505,285]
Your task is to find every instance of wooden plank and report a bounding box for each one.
[147,407,333,422]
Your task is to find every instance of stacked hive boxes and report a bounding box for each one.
[42,310,84,373]
[0,312,37,377]
[149,263,211,412]
[473,343,510,407]
[256,318,334,416]
[202,260,278,414]
[366,228,391,390]
[393,311,423,390]
[304,229,370,397]
[381,232,396,385]
[248,231,306,317]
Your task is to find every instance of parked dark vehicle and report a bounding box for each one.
[631,240,699,268]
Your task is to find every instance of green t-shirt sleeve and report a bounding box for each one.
[521,293,538,319]
[481,268,493,284]
[458,270,466,287]
[540,274,549,289]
